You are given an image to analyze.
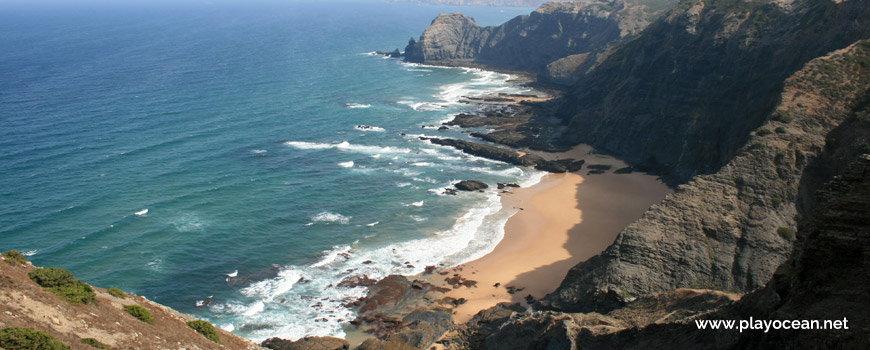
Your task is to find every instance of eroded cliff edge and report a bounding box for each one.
[404,0,679,83]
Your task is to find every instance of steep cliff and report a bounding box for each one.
[539,39,870,313]
[554,0,870,184]
[446,154,870,349]
[404,0,678,80]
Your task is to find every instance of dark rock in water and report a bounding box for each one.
[373,49,402,58]
[337,275,378,288]
[421,137,584,174]
[614,166,633,174]
[455,180,488,191]
[442,188,458,196]
[423,265,436,275]
[261,336,349,350]
[586,170,606,175]
[497,183,520,190]
[357,275,414,314]
[438,126,449,131]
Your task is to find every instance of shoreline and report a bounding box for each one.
[426,145,673,323]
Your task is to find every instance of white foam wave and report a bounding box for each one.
[310,245,352,268]
[346,103,371,109]
[354,125,384,132]
[337,161,354,168]
[251,149,267,154]
[409,215,427,222]
[403,201,424,207]
[285,141,410,155]
[241,268,303,301]
[310,212,351,225]
[22,250,37,257]
[211,61,545,343]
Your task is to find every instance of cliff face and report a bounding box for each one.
[456,154,870,350]
[404,0,678,80]
[554,0,870,185]
[540,39,870,313]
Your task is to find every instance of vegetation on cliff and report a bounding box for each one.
[27,267,96,305]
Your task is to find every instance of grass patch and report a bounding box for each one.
[770,197,782,207]
[186,320,222,344]
[3,250,27,265]
[772,110,793,123]
[775,126,787,134]
[80,338,111,349]
[777,227,795,240]
[0,327,70,350]
[106,288,126,299]
[756,129,773,136]
[124,305,154,324]
[27,268,95,305]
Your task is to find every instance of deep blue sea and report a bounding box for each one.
[0,0,540,341]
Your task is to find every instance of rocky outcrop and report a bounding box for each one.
[540,39,870,313]
[358,309,454,350]
[440,289,738,349]
[261,336,349,350]
[553,0,870,185]
[422,137,584,173]
[404,0,678,80]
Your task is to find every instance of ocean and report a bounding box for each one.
[0,0,539,342]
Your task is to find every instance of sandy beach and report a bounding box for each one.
[433,145,672,323]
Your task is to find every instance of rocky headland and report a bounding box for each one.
[327,0,870,349]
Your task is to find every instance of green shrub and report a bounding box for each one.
[735,177,746,189]
[756,129,773,136]
[80,338,110,349]
[775,126,787,134]
[28,268,75,288]
[124,305,154,324]
[48,281,96,305]
[106,288,126,299]
[772,111,793,123]
[777,227,795,240]
[3,250,27,265]
[0,327,70,350]
[28,268,95,304]
[186,320,221,344]
[770,197,782,207]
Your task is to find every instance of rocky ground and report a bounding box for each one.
[0,258,261,350]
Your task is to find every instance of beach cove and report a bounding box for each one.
[424,145,672,323]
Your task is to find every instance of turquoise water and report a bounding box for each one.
[0,0,539,341]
